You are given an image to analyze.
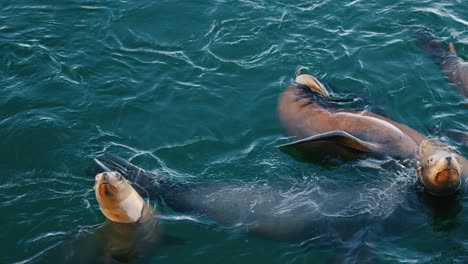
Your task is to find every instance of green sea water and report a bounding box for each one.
[1,0,467,263]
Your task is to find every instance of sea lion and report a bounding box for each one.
[413,26,468,98]
[45,172,162,263]
[94,153,337,242]
[277,71,468,196]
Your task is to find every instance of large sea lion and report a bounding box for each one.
[413,26,468,98]
[94,153,346,243]
[278,71,468,196]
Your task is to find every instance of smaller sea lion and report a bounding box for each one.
[413,26,468,98]
[278,71,468,196]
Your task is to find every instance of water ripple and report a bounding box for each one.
[2,0,468,263]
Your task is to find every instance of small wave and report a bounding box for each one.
[159,214,202,223]
[204,44,280,70]
[13,241,63,264]
[413,6,468,26]
[26,231,67,244]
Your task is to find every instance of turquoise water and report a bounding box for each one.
[1,0,467,263]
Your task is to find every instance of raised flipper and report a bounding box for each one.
[94,153,165,196]
[295,70,354,103]
[278,131,379,153]
[295,69,331,99]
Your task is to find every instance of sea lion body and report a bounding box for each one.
[278,73,467,196]
[94,154,328,242]
[413,27,468,98]
[278,86,423,160]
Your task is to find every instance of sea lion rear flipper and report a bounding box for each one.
[412,26,451,65]
[278,131,378,153]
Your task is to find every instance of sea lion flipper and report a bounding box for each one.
[95,153,163,190]
[278,131,378,152]
[295,73,332,99]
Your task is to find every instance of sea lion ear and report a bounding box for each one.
[416,163,422,178]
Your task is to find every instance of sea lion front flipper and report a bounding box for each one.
[95,153,164,193]
[278,131,379,153]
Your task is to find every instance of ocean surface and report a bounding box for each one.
[1,0,467,263]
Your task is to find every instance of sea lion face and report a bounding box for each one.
[417,148,461,196]
[94,171,145,223]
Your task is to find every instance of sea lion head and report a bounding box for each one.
[417,139,462,196]
[94,171,145,223]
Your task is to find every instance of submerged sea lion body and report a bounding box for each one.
[277,72,467,196]
[95,154,338,242]
[413,26,468,98]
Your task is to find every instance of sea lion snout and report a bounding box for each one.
[94,172,126,198]
[446,156,452,165]
[435,154,461,185]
